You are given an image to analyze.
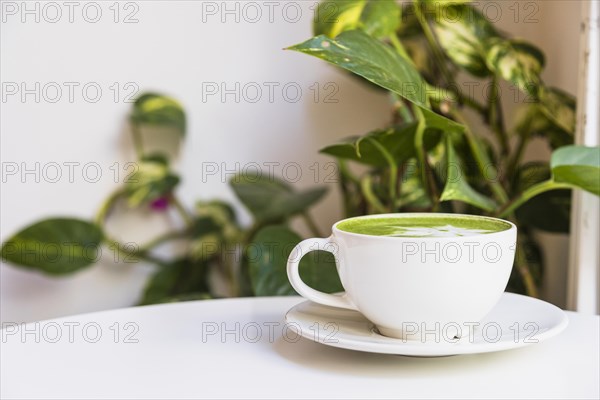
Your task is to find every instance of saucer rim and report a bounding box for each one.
[284,292,569,357]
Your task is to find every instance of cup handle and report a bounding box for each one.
[287,237,357,310]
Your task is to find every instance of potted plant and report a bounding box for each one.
[2,1,599,302]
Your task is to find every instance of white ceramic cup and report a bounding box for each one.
[287,213,517,341]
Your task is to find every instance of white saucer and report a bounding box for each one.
[285,293,568,357]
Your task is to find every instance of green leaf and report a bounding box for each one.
[131,93,186,136]
[397,4,424,38]
[551,145,600,196]
[322,124,409,166]
[516,190,571,233]
[321,123,443,167]
[230,172,327,223]
[440,138,497,211]
[188,217,224,262]
[1,218,103,275]
[516,102,573,150]
[187,202,243,262]
[125,154,180,207]
[139,265,182,306]
[501,147,598,218]
[486,39,545,97]
[398,166,432,209]
[288,29,468,133]
[420,106,464,134]
[514,163,570,233]
[514,162,550,193]
[401,37,436,79]
[248,225,343,296]
[139,258,209,305]
[196,200,237,223]
[358,0,401,38]
[313,0,400,39]
[432,5,498,77]
[194,200,242,243]
[444,131,495,186]
[288,30,428,108]
[313,0,365,38]
[539,87,576,134]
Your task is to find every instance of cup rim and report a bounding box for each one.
[332,213,516,241]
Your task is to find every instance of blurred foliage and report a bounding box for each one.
[2,1,600,301]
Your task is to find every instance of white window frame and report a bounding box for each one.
[567,0,600,315]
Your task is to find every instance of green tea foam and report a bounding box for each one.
[336,215,511,237]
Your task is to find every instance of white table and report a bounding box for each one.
[1,297,599,399]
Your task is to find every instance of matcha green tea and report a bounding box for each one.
[336,215,511,237]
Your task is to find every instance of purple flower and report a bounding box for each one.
[150,196,169,211]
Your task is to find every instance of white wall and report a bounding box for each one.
[0,1,392,323]
[0,1,582,323]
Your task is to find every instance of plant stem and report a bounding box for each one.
[220,256,239,298]
[426,81,487,118]
[410,3,488,117]
[389,34,412,62]
[412,0,454,90]
[130,121,144,159]
[139,229,188,253]
[515,239,539,298]
[360,175,388,214]
[171,195,194,227]
[498,180,572,217]
[388,166,399,212]
[95,189,167,266]
[453,89,487,115]
[387,34,420,124]
[391,93,415,124]
[337,159,359,217]
[338,159,360,185]
[302,212,324,237]
[106,238,167,266]
[95,189,125,226]
[427,83,488,116]
[230,260,240,298]
[466,127,508,204]
[450,110,509,204]
[366,138,398,211]
[488,75,509,156]
[413,106,439,208]
[506,131,530,180]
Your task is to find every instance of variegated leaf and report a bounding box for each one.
[486,39,545,98]
[433,5,498,77]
